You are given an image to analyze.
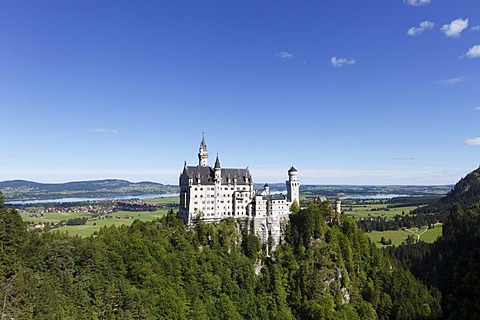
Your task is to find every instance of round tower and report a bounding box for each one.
[286,166,300,206]
[335,198,342,214]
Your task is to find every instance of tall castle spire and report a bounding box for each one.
[198,133,208,167]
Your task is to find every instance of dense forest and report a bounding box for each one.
[391,203,480,319]
[390,166,480,319]
[0,193,440,319]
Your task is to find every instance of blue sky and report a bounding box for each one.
[0,0,479,185]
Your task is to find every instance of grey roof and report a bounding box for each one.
[200,135,207,151]
[182,165,252,185]
[288,166,297,173]
[265,194,287,201]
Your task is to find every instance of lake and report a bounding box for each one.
[6,193,179,205]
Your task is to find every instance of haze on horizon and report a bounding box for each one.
[0,1,479,186]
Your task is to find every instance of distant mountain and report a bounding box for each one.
[0,179,179,201]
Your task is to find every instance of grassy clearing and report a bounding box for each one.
[22,209,170,237]
[22,212,91,223]
[146,196,179,204]
[419,224,443,242]
[367,223,443,247]
[343,205,419,218]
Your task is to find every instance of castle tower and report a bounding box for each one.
[335,198,342,214]
[198,134,208,167]
[263,183,270,195]
[214,154,221,183]
[286,166,300,206]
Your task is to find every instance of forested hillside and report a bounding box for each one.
[392,202,480,320]
[0,193,440,319]
[415,166,480,214]
[390,166,480,319]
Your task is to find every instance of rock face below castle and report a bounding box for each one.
[178,136,300,247]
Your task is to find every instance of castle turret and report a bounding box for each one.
[214,154,221,183]
[263,183,270,195]
[198,134,208,167]
[335,198,342,214]
[286,166,300,206]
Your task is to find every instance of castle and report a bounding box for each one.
[178,136,300,246]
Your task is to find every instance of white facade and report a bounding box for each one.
[178,136,300,247]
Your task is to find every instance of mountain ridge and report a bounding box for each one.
[0,179,179,202]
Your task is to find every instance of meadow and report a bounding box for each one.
[22,208,170,237]
[341,202,443,246]
[343,204,419,218]
[366,223,443,247]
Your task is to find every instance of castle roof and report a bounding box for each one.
[288,166,298,173]
[214,155,221,169]
[200,134,207,151]
[266,194,287,201]
[183,165,252,185]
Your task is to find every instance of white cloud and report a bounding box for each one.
[464,137,480,146]
[404,0,431,6]
[441,18,469,37]
[89,128,118,134]
[436,76,468,86]
[407,20,435,36]
[464,45,480,58]
[277,51,294,61]
[472,25,480,31]
[331,56,356,67]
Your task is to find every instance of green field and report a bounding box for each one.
[343,204,419,218]
[22,209,170,237]
[22,212,91,223]
[146,196,179,204]
[367,223,443,247]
